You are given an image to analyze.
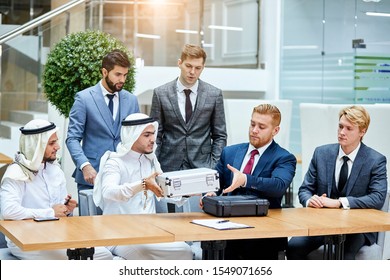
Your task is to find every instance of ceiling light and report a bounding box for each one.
[365,12,390,17]
[175,29,198,34]
[136,33,161,39]
[208,25,243,31]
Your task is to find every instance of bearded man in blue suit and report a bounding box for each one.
[203,104,297,259]
[66,50,139,212]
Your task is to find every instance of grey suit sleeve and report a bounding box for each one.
[150,89,164,157]
[210,89,227,166]
[348,155,387,209]
[298,149,320,207]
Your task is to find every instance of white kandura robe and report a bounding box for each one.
[0,162,112,260]
[99,150,193,260]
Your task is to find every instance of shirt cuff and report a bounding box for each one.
[339,197,350,209]
[241,175,248,188]
[80,162,91,170]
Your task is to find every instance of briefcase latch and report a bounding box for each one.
[171,179,182,190]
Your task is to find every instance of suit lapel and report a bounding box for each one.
[118,91,128,122]
[90,85,115,136]
[114,90,129,135]
[252,141,275,176]
[345,144,366,195]
[233,144,248,171]
[187,80,206,128]
[168,81,187,127]
[326,145,338,196]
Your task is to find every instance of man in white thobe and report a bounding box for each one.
[0,119,112,260]
[93,113,193,260]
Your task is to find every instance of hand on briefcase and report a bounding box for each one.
[202,195,269,217]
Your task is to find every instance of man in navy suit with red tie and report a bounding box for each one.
[203,104,297,259]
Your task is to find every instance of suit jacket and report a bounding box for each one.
[150,78,227,172]
[298,143,387,244]
[215,141,297,209]
[66,83,139,186]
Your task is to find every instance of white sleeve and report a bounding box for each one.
[100,160,143,202]
[339,197,350,210]
[0,178,55,220]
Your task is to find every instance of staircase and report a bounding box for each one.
[0,99,48,156]
[0,21,49,157]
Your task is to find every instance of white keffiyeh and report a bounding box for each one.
[1,119,58,183]
[93,113,162,209]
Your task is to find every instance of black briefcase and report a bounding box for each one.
[202,195,269,217]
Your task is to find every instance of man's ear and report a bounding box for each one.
[273,126,280,137]
[102,68,108,77]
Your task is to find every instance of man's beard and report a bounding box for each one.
[43,157,56,164]
[105,76,124,92]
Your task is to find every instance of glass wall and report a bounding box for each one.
[89,0,259,68]
[0,1,86,125]
[280,0,390,157]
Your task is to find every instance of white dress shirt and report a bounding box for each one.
[241,141,273,187]
[100,80,119,120]
[336,143,360,209]
[176,79,198,122]
[1,162,67,220]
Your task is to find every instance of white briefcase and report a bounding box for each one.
[156,168,220,197]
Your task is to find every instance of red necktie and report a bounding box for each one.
[243,149,259,174]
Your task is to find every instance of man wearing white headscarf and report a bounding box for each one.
[0,119,112,260]
[93,113,193,260]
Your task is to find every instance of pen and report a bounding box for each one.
[218,220,229,223]
[64,196,71,205]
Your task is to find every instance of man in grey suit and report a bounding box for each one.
[66,49,140,212]
[287,105,387,260]
[150,44,227,173]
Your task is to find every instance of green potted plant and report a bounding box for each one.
[43,30,136,117]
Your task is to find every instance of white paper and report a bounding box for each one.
[191,219,253,230]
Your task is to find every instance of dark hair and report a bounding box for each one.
[102,49,131,72]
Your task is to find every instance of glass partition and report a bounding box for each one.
[280,0,390,157]
[0,1,86,126]
[89,0,259,68]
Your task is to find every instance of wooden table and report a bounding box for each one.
[269,208,390,236]
[268,208,390,259]
[137,212,307,242]
[0,153,12,164]
[137,212,308,259]
[0,212,307,260]
[0,215,174,259]
[1,209,389,260]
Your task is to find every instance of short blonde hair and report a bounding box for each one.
[339,105,370,134]
[252,104,281,127]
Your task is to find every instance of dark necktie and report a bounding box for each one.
[184,89,192,123]
[338,156,349,192]
[243,149,259,174]
[106,94,115,116]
